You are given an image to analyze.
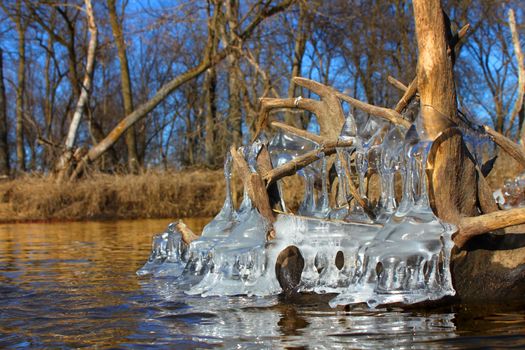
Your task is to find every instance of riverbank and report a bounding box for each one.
[0,170,228,223]
[0,150,514,224]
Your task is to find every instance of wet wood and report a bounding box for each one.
[456,208,525,248]
[271,121,324,144]
[263,140,353,185]
[176,220,199,245]
[230,146,275,228]
[484,125,525,168]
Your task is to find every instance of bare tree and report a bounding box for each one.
[56,0,97,181]
[70,0,295,179]
[1,0,28,171]
[0,49,10,176]
[107,0,140,173]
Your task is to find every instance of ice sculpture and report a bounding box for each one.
[139,108,460,308]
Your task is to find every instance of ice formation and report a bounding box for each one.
[138,108,464,308]
[494,172,525,209]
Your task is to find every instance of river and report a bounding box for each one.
[0,219,523,349]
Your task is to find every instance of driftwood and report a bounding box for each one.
[394,77,418,113]
[176,221,199,245]
[271,121,324,144]
[387,76,408,92]
[456,208,525,248]
[263,139,354,184]
[484,125,525,168]
[230,146,276,240]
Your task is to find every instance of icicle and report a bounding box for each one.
[329,151,349,220]
[298,167,316,216]
[313,154,330,218]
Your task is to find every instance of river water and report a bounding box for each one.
[0,219,523,349]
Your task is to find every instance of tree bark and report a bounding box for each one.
[223,0,243,147]
[107,0,140,173]
[204,0,220,167]
[413,0,480,224]
[285,2,307,128]
[56,0,97,181]
[15,0,26,172]
[63,0,97,150]
[0,49,10,176]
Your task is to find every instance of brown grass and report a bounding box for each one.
[0,170,227,222]
[0,150,515,224]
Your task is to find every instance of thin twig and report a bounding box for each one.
[387,75,408,92]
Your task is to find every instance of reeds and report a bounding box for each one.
[0,170,227,222]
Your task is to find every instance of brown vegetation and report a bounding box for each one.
[0,171,228,222]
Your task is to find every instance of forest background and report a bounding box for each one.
[0,0,523,221]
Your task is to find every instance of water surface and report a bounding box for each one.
[0,219,524,349]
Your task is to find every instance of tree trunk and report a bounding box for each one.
[56,0,97,181]
[285,2,307,129]
[70,0,295,179]
[224,0,243,147]
[413,0,480,224]
[414,0,525,303]
[107,0,140,173]
[15,0,26,172]
[0,49,10,176]
[204,0,220,167]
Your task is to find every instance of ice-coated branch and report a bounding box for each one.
[263,139,354,185]
[387,75,408,92]
[394,77,417,113]
[456,207,525,248]
[270,121,324,144]
[338,150,376,220]
[293,77,411,129]
[484,125,525,167]
[176,221,199,245]
[230,146,276,227]
[392,24,470,115]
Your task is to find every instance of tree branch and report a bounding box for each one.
[271,121,324,144]
[263,139,353,185]
[387,75,408,92]
[291,77,411,128]
[456,207,525,248]
[506,9,525,141]
[484,125,525,167]
[230,146,276,229]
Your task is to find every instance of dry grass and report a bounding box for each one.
[0,150,515,223]
[0,170,227,222]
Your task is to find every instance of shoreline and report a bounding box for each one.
[0,170,227,223]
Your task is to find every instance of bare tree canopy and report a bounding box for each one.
[0,0,522,175]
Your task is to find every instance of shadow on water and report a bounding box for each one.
[0,219,524,349]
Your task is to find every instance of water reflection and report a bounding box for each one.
[0,219,524,348]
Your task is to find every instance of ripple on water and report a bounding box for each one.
[0,219,524,349]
